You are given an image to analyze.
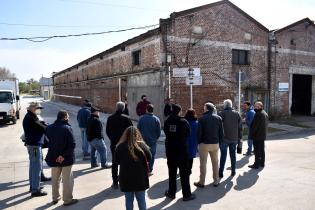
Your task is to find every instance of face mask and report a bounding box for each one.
[35,109,41,115]
[254,108,261,112]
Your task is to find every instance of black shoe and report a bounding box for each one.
[231,171,236,176]
[91,164,100,168]
[248,164,259,169]
[243,152,252,156]
[193,182,205,188]
[41,176,51,182]
[165,191,175,199]
[52,198,60,205]
[112,182,119,189]
[29,185,44,192]
[31,190,47,197]
[63,199,79,206]
[183,194,196,201]
[260,164,265,167]
[219,173,223,178]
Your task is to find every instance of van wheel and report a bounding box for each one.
[16,111,20,119]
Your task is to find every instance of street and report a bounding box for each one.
[0,97,315,210]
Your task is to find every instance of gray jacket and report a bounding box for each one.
[198,111,224,144]
[219,108,242,142]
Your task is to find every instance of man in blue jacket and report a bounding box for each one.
[242,101,255,156]
[77,100,91,160]
[23,102,47,197]
[45,110,78,206]
[137,104,161,175]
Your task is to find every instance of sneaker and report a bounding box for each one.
[112,183,119,189]
[183,194,196,202]
[101,163,112,169]
[63,199,79,206]
[165,190,175,199]
[31,190,48,197]
[193,182,205,188]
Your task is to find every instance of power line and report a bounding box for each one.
[0,24,159,42]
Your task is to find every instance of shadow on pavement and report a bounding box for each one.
[0,191,33,209]
[267,129,315,141]
[35,186,123,210]
[160,176,234,210]
[234,168,262,191]
[147,177,182,200]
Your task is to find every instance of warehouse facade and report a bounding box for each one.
[53,0,315,120]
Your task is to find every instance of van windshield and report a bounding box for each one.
[0,92,13,103]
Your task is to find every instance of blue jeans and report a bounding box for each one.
[219,141,237,175]
[124,191,146,210]
[80,128,90,156]
[27,146,42,192]
[247,138,253,153]
[89,138,108,167]
[148,143,156,172]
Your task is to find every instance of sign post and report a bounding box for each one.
[238,71,241,113]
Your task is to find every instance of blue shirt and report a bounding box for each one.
[245,107,255,128]
[137,113,161,146]
[77,106,91,128]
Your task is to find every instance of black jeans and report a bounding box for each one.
[110,144,119,184]
[253,140,265,166]
[167,158,192,198]
[188,158,194,175]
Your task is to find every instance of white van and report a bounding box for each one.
[0,78,21,124]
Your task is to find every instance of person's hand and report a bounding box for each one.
[56,156,65,163]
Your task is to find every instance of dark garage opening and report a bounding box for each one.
[291,74,312,115]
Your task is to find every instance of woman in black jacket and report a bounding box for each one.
[115,126,151,210]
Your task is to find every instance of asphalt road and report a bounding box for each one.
[1,97,315,210]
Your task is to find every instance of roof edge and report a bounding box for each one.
[275,18,315,34]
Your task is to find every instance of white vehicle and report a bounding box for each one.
[0,78,21,124]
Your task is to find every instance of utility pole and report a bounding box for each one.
[167,55,172,99]
[188,68,194,108]
[118,78,121,101]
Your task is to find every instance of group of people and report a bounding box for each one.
[22,95,268,210]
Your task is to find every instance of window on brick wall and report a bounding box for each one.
[232,49,249,65]
[132,50,141,66]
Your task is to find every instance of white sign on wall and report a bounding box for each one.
[186,76,202,86]
[279,82,289,92]
[173,68,201,77]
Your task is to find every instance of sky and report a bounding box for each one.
[0,0,314,82]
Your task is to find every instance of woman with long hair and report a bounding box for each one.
[184,109,198,175]
[115,126,152,210]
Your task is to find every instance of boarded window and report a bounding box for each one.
[232,49,249,65]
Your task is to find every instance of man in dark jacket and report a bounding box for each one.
[163,97,174,118]
[45,110,78,206]
[164,104,195,201]
[87,106,111,169]
[218,99,242,178]
[136,95,151,116]
[23,102,47,197]
[77,100,91,159]
[106,101,133,188]
[248,101,269,169]
[194,102,223,188]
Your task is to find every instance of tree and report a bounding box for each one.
[0,67,16,78]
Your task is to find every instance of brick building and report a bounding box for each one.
[52,0,315,120]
